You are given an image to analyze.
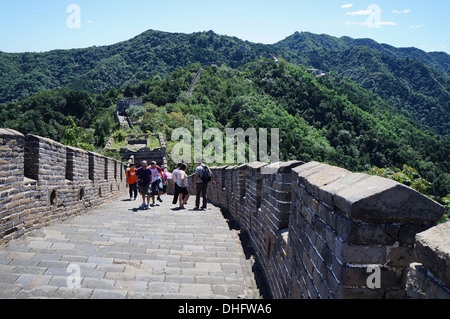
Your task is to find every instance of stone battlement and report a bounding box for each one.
[0,129,125,243]
[205,161,449,299]
[1,126,448,298]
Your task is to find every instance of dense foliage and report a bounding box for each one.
[0,30,271,103]
[275,32,450,136]
[1,30,448,136]
[122,61,449,201]
[0,87,119,148]
[0,29,448,212]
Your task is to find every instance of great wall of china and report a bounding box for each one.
[1,128,449,299]
[0,129,125,243]
[202,162,449,299]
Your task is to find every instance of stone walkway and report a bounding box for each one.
[0,193,260,299]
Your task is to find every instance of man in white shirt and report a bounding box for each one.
[171,163,182,205]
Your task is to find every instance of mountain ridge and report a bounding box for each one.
[0,29,449,136]
[274,31,450,77]
[1,29,448,96]
[1,41,449,198]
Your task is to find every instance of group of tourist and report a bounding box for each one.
[125,160,166,210]
[126,159,216,210]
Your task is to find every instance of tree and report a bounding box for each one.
[61,118,95,151]
[126,104,146,122]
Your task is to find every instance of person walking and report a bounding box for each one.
[126,163,138,201]
[149,161,165,206]
[171,163,182,205]
[177,163,190,209]
[193,159,216,210]
[136,161,152,210]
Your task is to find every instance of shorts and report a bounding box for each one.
[139,184,150,195]
[150,179,163,196]
[178,186,189,196]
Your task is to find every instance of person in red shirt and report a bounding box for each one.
[126,163,138,201]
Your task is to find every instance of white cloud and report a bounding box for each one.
[410,24,425,29]
[341,4,354,9]
[392,9,411,14]
[346,9,372,15]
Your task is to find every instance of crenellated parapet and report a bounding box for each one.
[206,161,448,299]
[0,129,125,243]
[406,221,450,298]
[3,125,447,299]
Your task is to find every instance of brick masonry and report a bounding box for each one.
[406,221,450,298]
[2,126,448,299]
[205,161,449,299]
[121,133,168,169]
[0,129,125,243]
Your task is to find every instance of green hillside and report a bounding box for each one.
[0,30,271,103]
[123,60,449,199]
[274,31,450,77]
[1,29,448,136]
[274,32,450,136]
[0,29,448,209]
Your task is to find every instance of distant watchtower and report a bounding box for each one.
[117,98,143,116]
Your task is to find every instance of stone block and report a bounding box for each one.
[406,263,450,299]
[0,128,24,139]
[414,221,450,288]
[386,244,415,267]
[296,164,351,202]
[340,243,387,264]
[333,175,444,223]
[318,173,369,207]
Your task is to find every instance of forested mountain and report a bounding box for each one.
[0,30,270,103]
[1,30,448,136]
[0,29,448,204]
[274,31,450,77]
[118,61,449,198]
[275,32,450,136]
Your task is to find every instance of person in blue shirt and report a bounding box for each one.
[136,161,152,209]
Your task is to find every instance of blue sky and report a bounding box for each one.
[0,0,448,53]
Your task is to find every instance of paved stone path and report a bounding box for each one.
[0,193,260,299]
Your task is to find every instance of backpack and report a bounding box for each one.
[201,164,212,182]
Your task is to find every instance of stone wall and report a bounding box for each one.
[121,133,167,169]
[0,129,126,243]
[206,161,448,299]
[406,222,450,298]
